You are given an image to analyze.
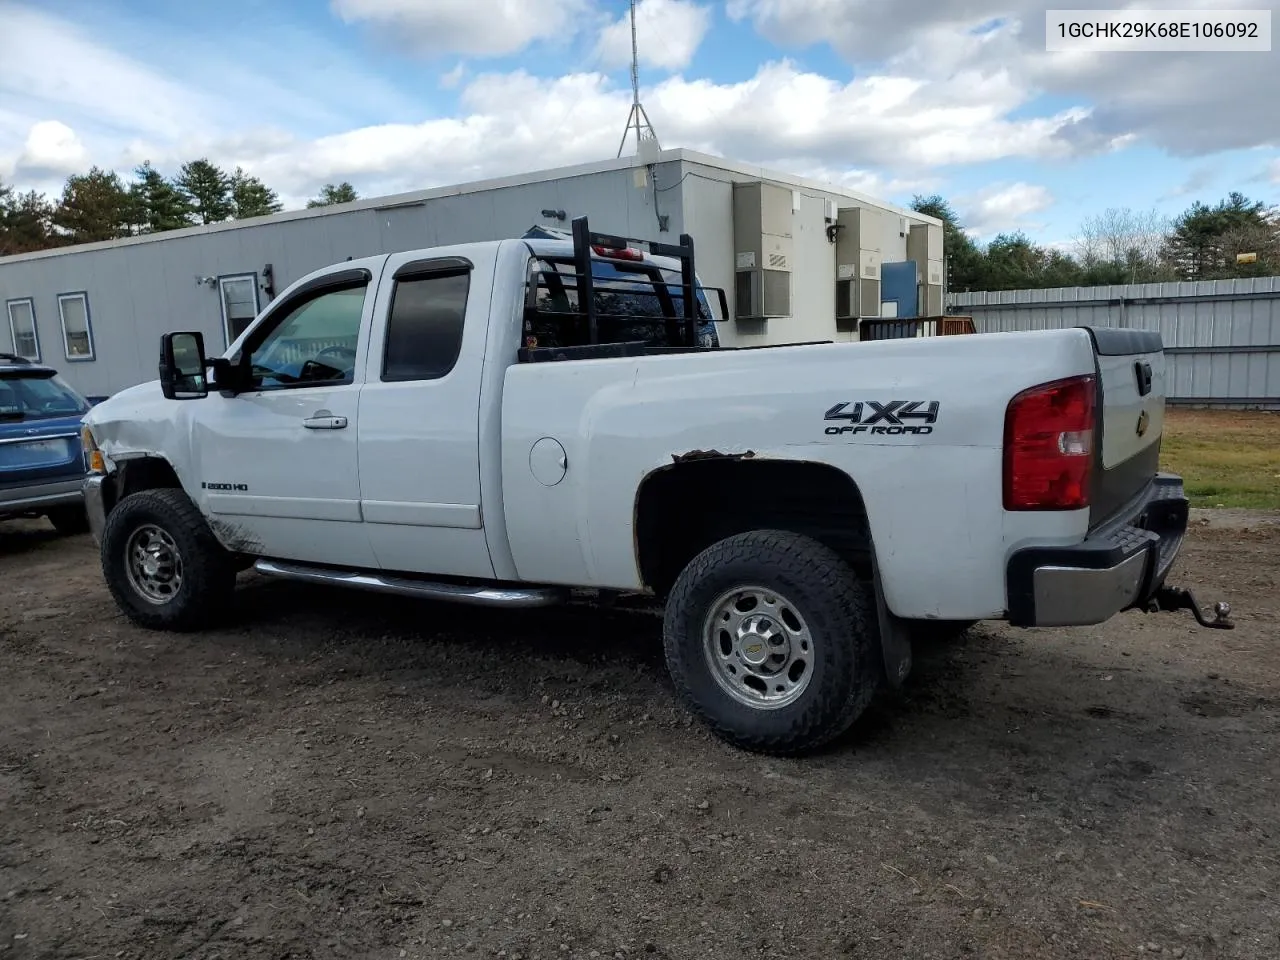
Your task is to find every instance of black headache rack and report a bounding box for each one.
[519,215,731,364]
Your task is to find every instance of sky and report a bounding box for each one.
[0,0,1277,249]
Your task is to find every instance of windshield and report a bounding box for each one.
[0,373,90,422]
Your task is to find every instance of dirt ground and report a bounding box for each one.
[2,513,1279,960]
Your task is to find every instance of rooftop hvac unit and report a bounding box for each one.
[834,206,883,327]
[908,223,945,320]
[732,181,792,320]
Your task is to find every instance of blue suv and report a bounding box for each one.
[0,353,93,534]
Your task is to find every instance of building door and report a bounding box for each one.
[219,274,260,347]
[188,262,381,569]
[879,261,919,322]
[355,246,494,579]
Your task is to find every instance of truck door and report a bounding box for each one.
[355,246,495,579]
[189,263,380,569]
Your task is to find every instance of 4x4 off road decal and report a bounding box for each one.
[823,400,940,436]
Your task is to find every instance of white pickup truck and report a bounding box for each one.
[79,217,1232,755]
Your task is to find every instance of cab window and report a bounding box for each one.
[245,284,367,390]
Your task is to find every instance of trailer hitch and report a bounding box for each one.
[1145,586,1234,629]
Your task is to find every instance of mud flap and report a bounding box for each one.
[870,554,913,689]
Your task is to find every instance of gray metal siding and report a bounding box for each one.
[951,277,1280,407]
[0,162,686,396]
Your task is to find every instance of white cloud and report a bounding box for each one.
[330,0,593,58]
[200,62,1087,206]
[1,36,1090,214]
[0,5,230,145]
[1268,158,1280,186]
[644,61,1087,170]
[1160,166,1216,201]
[9,0,1258,241]
[440,62,467,90]
[596,0,712,71]
[15,121,89,180]
[726,0,1280,159]
[959,182,1055,237]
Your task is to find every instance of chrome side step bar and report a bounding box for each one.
[253,559,568,608]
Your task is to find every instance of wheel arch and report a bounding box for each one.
[633,454,914,690]
[101,454,183,518]
[633,455,872,595]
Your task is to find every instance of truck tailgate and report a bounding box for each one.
[1086,328,1167,526]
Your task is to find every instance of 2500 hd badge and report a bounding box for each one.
[823,400,941,436]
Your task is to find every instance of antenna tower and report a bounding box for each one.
[616,0,661,158]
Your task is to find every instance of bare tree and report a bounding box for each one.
[1072,207,1174,281]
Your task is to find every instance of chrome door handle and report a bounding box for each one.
[303,415,348,430]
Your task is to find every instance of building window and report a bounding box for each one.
[219,274,260,346]
[57,292,95,361]
[5,298,40,362]
[382,269,470,381]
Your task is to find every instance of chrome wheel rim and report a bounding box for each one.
[124,524,183,605]
[702,585,814,710]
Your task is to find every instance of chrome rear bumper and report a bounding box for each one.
[1007,473,1188,628]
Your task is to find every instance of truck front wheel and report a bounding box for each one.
[100,488,236,632]
[663,529,880,755]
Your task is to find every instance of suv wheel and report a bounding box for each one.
[663,529,880,755]
[100,488,236,631]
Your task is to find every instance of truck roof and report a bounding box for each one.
[0,353,56,376]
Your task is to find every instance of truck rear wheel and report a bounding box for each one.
[100,488,236,632]
[662,529,880,755]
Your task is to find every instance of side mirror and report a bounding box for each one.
[159,332,209,400]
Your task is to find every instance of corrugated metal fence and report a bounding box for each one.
[950,276,1280,408]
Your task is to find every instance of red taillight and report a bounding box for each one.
[1003,375,1096,511]
[592,244,644,261]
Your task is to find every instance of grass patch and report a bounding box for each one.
[1159,409,1280,509]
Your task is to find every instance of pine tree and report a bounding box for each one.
[0,178,12,255]
[1164,192,1279,280]
[176,158,233,224]
[910,194,986,293]
[1,182,59,255]
[230,167,283,219]
[52,167,132,244]
[133,162,195,233]
[8,190,58,252]
[306,182,359,208]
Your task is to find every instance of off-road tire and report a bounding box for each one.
[100,488,236,632]
[46,504,90,536]
[663,529,881,755]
